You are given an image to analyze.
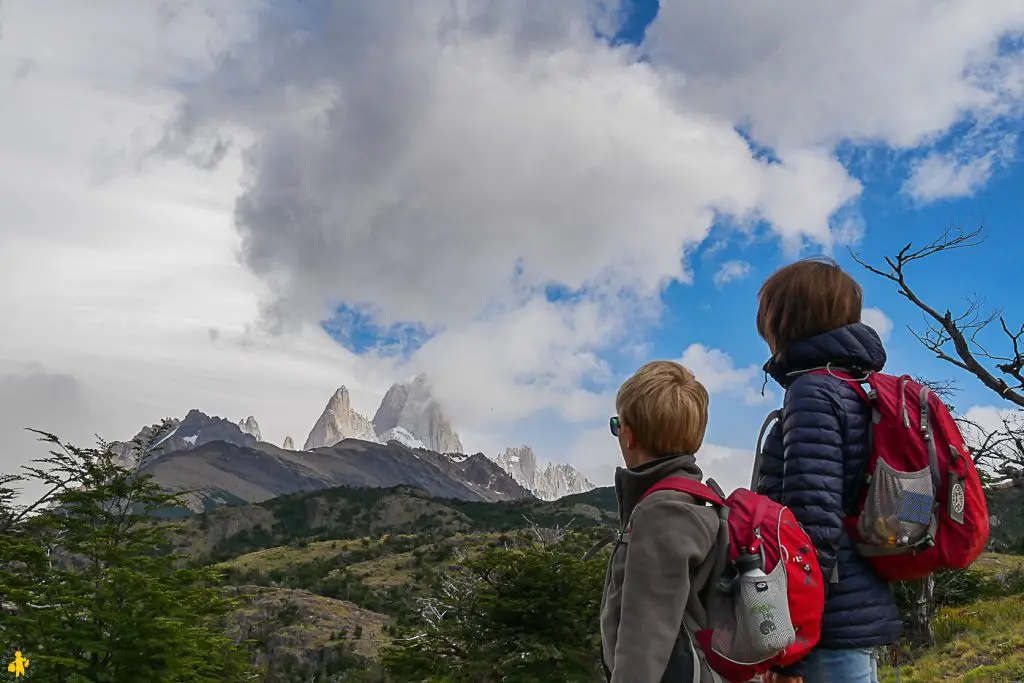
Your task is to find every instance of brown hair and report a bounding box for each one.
[616,360,709,456]
[756,257,863,354]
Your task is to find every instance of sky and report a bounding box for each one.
[1,0,1023,498]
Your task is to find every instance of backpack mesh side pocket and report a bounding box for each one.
[857,457,935,549]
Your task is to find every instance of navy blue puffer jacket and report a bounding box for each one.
[755,323,903,673]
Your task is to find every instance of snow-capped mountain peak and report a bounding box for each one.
[372,374,463,454]
[282,435,295,450]
[490,445,595,501]
[238,416,262,442]
[303,386,378,450]
[109,410,254,469]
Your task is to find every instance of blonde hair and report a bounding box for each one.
[616,360,709,456]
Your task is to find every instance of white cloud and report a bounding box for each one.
[902,151,997,202]
[861,307,894,342]
[700,444,757,495]
[713,260,752,288]
[645,1,1024,152]
[1,0,1023,482]
[680,344,773,405]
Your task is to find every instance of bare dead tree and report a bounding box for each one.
[856,228,1024,651]
[958,413,1024,480]
[852,226,1024,408]
[521,514,575,548]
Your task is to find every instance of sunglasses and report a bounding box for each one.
[609,416,621,437]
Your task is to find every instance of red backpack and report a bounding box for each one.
[800,369,989,582]
[633,478,825,683]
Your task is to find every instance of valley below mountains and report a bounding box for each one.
[111,374,595,514]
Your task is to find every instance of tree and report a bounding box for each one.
[853,226,1024,476]
[852,227,1022,407]
[854,227,1024,647]
[0,422,256,682]
[383,528,608,683]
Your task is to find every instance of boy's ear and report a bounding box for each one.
[623,424,635,449]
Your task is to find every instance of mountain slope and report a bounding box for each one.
[141,438,532,513]
[169,483,618,563]
[111,409,256,469]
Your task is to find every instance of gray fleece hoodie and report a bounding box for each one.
[600,454,720,683]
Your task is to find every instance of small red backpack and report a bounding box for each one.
[633,478,825,683]
[802,369,990,581]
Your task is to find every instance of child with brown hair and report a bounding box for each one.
[755,257,902,683]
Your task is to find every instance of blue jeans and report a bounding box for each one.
[801,647,879,683]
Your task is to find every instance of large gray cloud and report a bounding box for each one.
[157,0,868,426]
[162,0,860,336]
[646,0,1024,151]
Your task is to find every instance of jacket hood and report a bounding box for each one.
[764,322,887,389]
[613,453,703,524]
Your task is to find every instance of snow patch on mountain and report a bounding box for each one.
[304,386,379,450]
[109,410,254,470]
[380,426,426,450]
[491,446,595,501]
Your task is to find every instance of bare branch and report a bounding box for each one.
[957,411,1024,476]
[852,226,1024,407]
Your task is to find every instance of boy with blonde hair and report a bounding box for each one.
[600,360,721,683]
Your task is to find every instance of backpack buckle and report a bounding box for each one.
[914,534,935,551]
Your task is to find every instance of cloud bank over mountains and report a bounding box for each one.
[1,0,1022,489]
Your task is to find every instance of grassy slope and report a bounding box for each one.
[881,595,1024,682]
[881,553,1024,683]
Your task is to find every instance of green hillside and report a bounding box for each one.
[6,432,1022,683]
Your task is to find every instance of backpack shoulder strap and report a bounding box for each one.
[751,409,782,490]
[806,367,872,403]
[639,477,724,507]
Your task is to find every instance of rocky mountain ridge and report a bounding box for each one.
[142,437,533,514]
[111,374,594,508]
[303,375,461,454]
[490,445,595,501]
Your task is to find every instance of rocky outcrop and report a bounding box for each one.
[372,374,463,453]
[238,416,262,442]
[491,445,595,501]
[224,585,388,667]
[303,386,378,450]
